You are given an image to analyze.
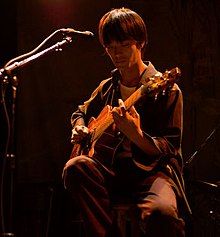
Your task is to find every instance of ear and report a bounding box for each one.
[104,46,110,56]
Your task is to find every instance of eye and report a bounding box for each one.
[121,42,130,47]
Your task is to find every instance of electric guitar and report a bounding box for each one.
[70,67,181,167]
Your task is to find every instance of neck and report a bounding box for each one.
[120,62,147,87]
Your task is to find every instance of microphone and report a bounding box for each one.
[61,28,94,37]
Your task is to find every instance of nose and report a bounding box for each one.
[113,47,123,58]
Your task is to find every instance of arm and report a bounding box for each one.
[112,101,161,156]
[112,84,183,162]
[70,78,112,144]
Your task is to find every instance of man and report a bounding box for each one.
[63,7,187,237]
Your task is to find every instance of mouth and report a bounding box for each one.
[115,60,126,65]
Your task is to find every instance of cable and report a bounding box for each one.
[0,82,11,234]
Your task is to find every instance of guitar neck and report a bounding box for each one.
[124,85,143,109]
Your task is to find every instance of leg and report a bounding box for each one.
[137,177,185,237]
[63,155,120,237]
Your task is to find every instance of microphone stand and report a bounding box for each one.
[184,121,220,168]
[183,122,220,235]
[183,121,220,203]
[1,36,72,75]
[0,34,73,237]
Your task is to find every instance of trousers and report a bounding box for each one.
[63,155,185,237]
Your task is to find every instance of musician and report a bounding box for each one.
[63,7,188,237]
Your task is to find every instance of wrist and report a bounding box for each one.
[72,118,85,127]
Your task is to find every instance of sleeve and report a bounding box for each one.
[152,85,183,155]
[132,84,183,169]
[70,78,111,127]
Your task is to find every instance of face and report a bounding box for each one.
[105,40,142,71]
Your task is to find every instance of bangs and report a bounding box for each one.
[99,8,147,47]
[102,17,134,45]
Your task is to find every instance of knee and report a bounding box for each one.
[63,156,105,191]
[138,198,178,222]
[63,156,93,189]
[138,200,185,236]
[64,155,93,172]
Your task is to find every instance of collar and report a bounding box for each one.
[140,61,161,85]
[110,61,160,86]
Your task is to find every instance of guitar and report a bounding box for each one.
[70,67,181,166]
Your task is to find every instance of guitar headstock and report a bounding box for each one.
[141,67,181,98]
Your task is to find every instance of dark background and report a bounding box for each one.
[0,0,219,236]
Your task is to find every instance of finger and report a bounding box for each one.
[71,129,78,142]
[118,99,126,116]
[71,136,81,144]
[81,126,89,134]
[75,125,84,131]
[112,109,120,119]
[71,138,77,144]
[75,125,86,133]
[118,98,124,107]
[71,135,77,143]
[71,129,78,138]
[129,106,139,118]
[112,105,121,117]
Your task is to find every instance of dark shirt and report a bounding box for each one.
[71,62,183,173]
[70,62,193,215]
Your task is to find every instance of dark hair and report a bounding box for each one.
[99,8,148,49]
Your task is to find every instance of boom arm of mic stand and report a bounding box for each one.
[1,36,72,75]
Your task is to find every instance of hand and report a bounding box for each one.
[71,125,89,144]
[111,99,143,140]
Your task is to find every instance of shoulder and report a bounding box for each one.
[166,83,183,109]
[170,83,182,97]
[98,78,112,90]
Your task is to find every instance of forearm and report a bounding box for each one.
[72,117,85,127]
[129,129,162,157]
[71,107,86,127]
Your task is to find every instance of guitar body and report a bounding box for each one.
[91,128,124,167]
[70,127,123,167]
[70,105,123,166]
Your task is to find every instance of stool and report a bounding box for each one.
[113,203,142,237]
[70,204,142,237]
